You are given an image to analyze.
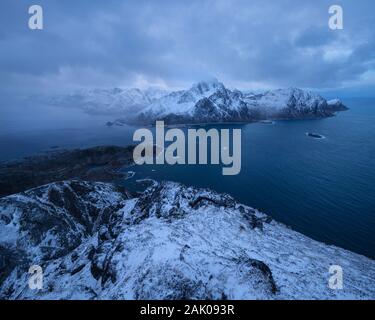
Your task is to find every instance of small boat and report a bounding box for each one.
[306,132,325,139]
[259,120,275,125]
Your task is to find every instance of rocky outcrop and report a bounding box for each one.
[0,180,374,300]
[327,99,348,111]
[0,146,134,198]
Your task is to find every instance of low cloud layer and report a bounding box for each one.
[1,0,375,94]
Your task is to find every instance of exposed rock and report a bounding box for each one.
[0,145,134,198]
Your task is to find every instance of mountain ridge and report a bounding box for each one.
[42,79,347,124]
[0,180,374,300]
[136,80,347,124]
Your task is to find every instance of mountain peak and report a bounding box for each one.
[190,78,225,94]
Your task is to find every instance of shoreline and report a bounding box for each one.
[109,112,344,128]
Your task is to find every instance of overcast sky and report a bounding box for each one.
[1,0,375,95]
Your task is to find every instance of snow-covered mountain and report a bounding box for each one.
[49,87,168,115]
[136,79,347,124]
[1,180,373,300]
[44,79,346,124]
[140,79,229,117]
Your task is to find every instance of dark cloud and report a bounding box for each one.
[0,0,374,94]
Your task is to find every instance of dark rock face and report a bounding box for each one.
[127,182,239,225]
[0,145,134,198]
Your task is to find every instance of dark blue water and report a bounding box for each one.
[1,98,374,258]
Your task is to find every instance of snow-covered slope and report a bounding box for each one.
[49,87,168,115]
[0,180,373,300]
[249,88,326,110]
[140,79,227,117]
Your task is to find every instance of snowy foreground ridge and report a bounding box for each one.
[0,180,374,300]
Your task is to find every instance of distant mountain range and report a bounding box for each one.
[46,79,347,124]
[48,87,168,115]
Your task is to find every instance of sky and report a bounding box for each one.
[1,0,375,96]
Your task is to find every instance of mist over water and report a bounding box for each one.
[0,98,374,258]
[0,100,136,161]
